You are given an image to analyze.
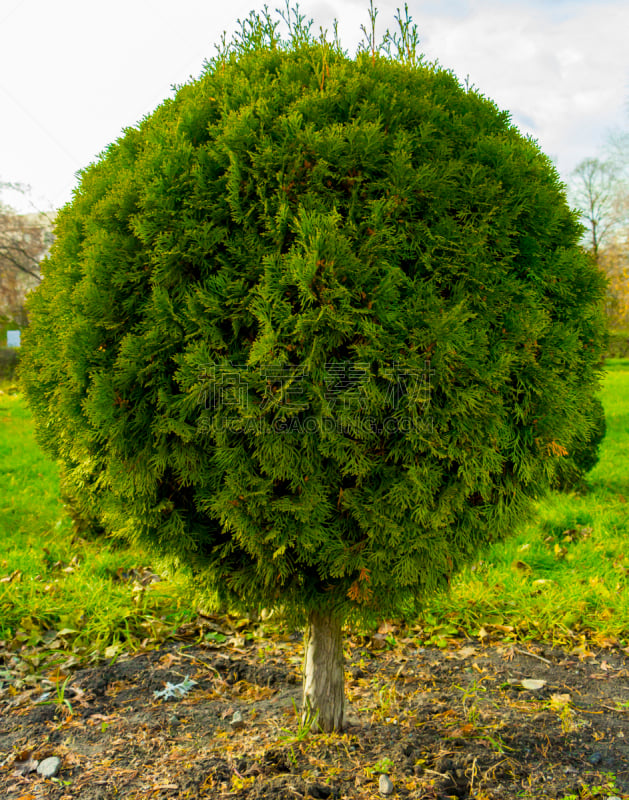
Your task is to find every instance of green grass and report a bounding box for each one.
[421,359,629,648]
[1,362,628,661]
[0,381,196,656]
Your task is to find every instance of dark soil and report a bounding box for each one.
[1,629,628,799]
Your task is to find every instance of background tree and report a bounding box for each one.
[20,6,607,732]
[0,183,53,328]
[570,133,629,331]
[569,158,621,263]
[599,239,629,328]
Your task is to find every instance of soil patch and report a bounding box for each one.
[1,633,628,799]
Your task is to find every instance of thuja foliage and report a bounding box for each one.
[21,5,607,628]
[554,396,606,491]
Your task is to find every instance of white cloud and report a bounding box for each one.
[418,0,629,174]
[0,0,627,210]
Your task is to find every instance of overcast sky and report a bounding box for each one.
[1,0,628,213]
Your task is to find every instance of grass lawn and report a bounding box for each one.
[1,361,627,658]
[0,385,195,656]
[421,358,629,649]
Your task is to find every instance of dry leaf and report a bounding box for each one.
[491,624,515,633]
[104,643,124,659]
[159,652,180,669]
[550,693,572,710]
[521,679,546,691]
[377,621,397,636]
[0,570,22,583]
[458,723,476,735]
[13,756,39,775]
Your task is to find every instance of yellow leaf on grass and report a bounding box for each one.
[57,628,79,638]
[104,643,124,659]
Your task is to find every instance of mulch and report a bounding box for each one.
[1,623,628,799]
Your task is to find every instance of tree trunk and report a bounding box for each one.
[302,610,345,733]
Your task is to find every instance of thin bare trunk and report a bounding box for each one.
[302,610,345,733]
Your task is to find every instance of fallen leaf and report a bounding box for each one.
[550,693,571,710]
[377,621,397,636]
[0,570,22,583]
[159,652,180,669]
[457,723,476,735]
[13,756,39,775]
[104,643,124,659]
[521,679,546,691]
[554,544,568,559]
[572,642,594,659]
[491,624,514,634]
[594,635,619,649]
[87,713,117,724]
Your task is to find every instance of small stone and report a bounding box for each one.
[231,710,245,730]
[37,756,61,778]
[587,752,603,766]
[379,774,394,796]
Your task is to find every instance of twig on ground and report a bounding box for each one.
[513,648,552,666]
[178,651,222,678]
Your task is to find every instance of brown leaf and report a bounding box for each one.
[377,621,397,636]
[13,756,38,775]
[0,570,22,583]
[159,652,180,669]
[457,723,476,736]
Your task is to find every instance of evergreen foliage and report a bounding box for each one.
[21,6,607,629]
[554,396,606,491]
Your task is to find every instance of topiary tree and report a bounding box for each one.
[20,6,607,732]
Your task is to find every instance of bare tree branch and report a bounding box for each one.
[0,185,53,324]
[569,158,619,262]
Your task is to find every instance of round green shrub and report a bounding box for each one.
[21,20,607,629]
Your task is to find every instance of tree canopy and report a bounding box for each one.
[21,7,607,633]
